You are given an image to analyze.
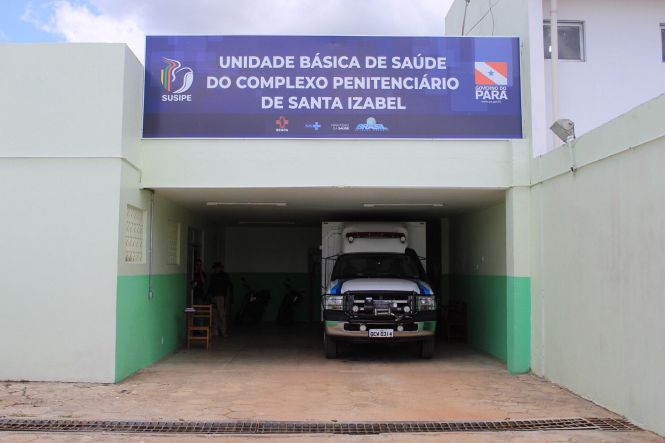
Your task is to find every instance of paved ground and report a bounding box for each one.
[1,325,661,442]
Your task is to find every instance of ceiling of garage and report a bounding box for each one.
[155,187,506,225]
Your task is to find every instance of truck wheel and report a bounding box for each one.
[324,332,337,359]
[420,338,435,359]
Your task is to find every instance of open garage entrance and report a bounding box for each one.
[119,186,529,378]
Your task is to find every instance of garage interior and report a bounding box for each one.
[155,186,514,366]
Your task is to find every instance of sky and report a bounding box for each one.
[0,0,454,62]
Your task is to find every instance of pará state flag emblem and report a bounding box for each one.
[475,62,508,85]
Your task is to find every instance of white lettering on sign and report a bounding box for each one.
[287,96,344,110]
[474,85,509,103]
[162,94,192,102]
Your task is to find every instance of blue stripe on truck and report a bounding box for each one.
[330,280,344,294]
[417,282,432,295]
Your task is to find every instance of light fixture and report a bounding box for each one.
[206,202,287,207]
[362,203,443,208]
[550,118,575,143]
[238,221,295,225]
[549,118,577,173]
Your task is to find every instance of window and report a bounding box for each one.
[661,24,665,62]
[124,205,145,263]
[331,253,422,280]
[543,20,585,61]
[166,221,181,265]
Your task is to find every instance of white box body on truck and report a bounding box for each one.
[321,222,437,358]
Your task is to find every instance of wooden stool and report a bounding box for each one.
[186,304,213,350]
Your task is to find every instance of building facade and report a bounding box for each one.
[0,0,664,436]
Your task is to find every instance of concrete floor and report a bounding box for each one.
[1,325,661,442]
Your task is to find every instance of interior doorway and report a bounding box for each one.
[186,227,204,306]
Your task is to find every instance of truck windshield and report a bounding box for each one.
[331,253,422,280]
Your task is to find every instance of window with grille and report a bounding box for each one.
[125,205,145,263]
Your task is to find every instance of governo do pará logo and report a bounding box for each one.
[160,57,194,102]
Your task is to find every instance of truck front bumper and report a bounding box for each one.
[325,321,436,342]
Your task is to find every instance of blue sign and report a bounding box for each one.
[143,36,522,139]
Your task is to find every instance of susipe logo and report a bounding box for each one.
[474,61,509,103]
[160,57,194,102]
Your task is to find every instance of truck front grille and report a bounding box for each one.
[346,292,415,318]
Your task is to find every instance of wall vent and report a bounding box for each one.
[124,205,145,263]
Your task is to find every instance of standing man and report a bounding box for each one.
[208,262,233,337]
[191,259,207,305]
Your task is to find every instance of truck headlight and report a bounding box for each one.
[324,295,344,310]
[417,296,436,311]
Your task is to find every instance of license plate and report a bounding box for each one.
[368,329,394,338]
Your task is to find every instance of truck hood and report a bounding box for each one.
[340,278,421,293]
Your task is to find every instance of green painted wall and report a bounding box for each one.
[228,273,317,323]
[451,275,508,361]
[507,276,531,373]
[419,321,438,332]
[450,274,530,373]
[115,273,187,382]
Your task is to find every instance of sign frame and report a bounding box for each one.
[142,35,523,140]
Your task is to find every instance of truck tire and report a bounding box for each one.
[324,331,337,359]
[420,337,435,359]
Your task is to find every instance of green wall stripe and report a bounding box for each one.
[507,276,531,374]
[451,275,508,361]
[450,274,531,374]
[422,321,437,332]
[115,273,187,382]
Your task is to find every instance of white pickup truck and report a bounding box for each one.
[321,222,437,359]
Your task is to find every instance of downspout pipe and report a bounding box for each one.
[147,188,155,300]
[550,0,560,148]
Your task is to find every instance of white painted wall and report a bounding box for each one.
[140,139,513,189]
[0,159,120,382]
[120,45,145,169]
[0,44,138,382]
[531,94,665,436]
[506,186,530,278]
[0,44,126,158]
[225,227,320,273]
[542,0,665,152]
[450,202,507,276]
